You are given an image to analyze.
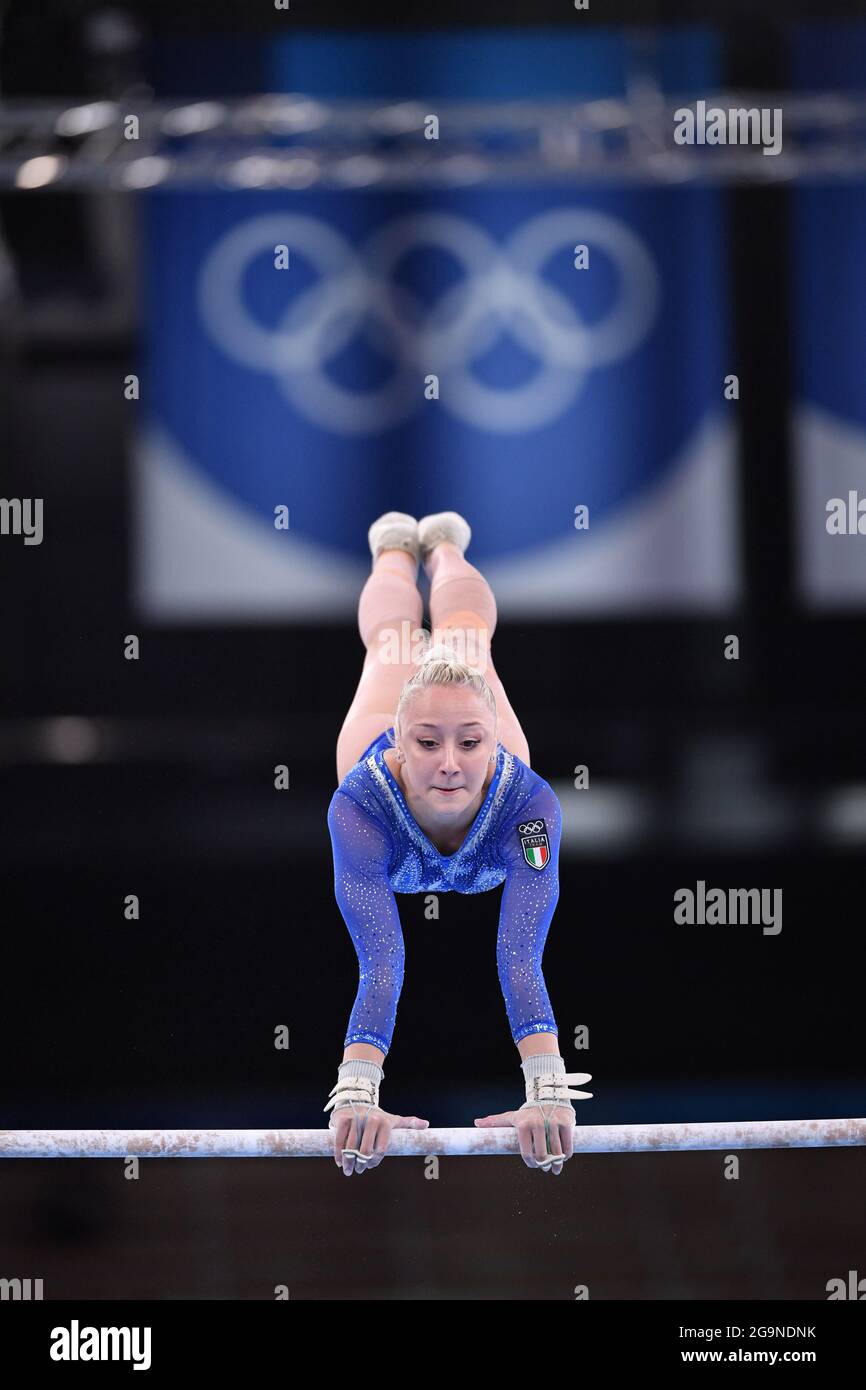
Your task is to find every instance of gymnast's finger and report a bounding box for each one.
[354,1114,384,1173]
[559,1116,575,1163]
[515,1113,542,1167]
[334,1108,368,1175]
[545,1122,565,1176]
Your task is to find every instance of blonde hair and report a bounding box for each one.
[388,638,498,752]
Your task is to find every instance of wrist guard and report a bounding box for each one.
[324,1058,384,1125]
[517,1054,593,1171]
[519,1053,592,1115]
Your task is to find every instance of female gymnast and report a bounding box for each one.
[325,511,591,1177]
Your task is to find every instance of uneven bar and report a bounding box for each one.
[0,1117,864,1158]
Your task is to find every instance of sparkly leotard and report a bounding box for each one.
[327,726,563,1054]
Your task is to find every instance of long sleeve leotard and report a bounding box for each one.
[327,726,563,1055]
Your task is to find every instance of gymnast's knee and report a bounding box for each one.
[429,575,498,638]
[357,578,423,650]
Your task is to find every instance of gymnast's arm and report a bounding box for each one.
[477,785,580,1172]
[495,781,564,1061]
[326,790,406,1067]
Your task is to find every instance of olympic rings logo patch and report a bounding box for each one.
[518,819,550,870]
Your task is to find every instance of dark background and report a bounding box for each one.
[0,0,863,1300]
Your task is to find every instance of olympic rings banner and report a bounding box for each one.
[791,22,866,609]
[134,27,740,619]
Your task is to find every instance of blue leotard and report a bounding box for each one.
[327,727,562,1055]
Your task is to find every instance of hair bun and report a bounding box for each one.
[394,631,498,738]
[420,638,462,665]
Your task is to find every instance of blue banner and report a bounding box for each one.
[135,27,738,619]
[790,21,866,608]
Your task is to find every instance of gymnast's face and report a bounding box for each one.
[397,686,497,818]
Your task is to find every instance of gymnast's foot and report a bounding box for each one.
[417,511,472,577]
[367,511,420,567]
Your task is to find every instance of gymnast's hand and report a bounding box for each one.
[329,1103,429,1176]
[474,1106,575,1175]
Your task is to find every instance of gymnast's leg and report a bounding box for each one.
[426,541,531,767]
[335,546,425,786]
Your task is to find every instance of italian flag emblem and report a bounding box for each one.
[518,818,550,870]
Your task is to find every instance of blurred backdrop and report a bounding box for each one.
[0,0,864,1299]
